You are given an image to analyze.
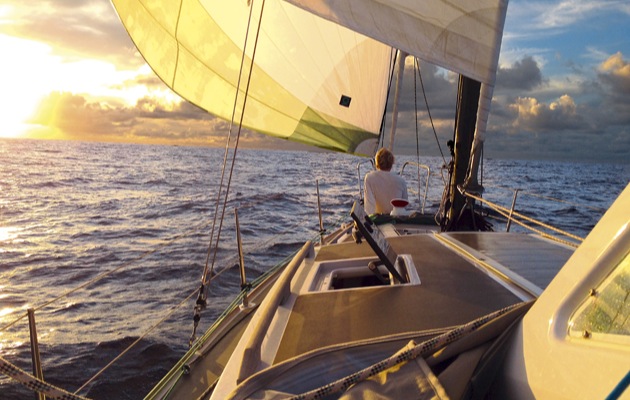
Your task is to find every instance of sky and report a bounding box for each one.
[0,1,629,162]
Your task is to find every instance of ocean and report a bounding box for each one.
[1,138,628,399]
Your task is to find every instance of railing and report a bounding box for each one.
[357,159,438,215]
[400,161,431,214]
[461,184,609,247]
[0,177,353,399]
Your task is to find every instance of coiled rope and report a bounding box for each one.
[289,302,526,400]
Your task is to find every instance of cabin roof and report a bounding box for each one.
[274,233,559,363]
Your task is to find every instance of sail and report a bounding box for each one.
[111,0,395,155]
[284,0,509,86]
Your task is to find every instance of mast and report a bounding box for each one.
[444,75,482,231]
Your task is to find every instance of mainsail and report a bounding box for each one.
[286,0,509,189]
[285,0,508,86]
[111,0,395,155]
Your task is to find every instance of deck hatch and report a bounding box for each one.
[308,255,419,292]
[350,201,406,283]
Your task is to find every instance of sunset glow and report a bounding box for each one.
[0,0,628,160]
[0,28,182,140]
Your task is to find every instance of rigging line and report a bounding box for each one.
[483,184,608,212]
[0,218,213,334]
[0,356,89,400]
[486,203,580,248]
[205,0,267,294]
[413,58,421,181]
[74,285,200,395]
[76,256,246,395]
[416,57,446,166]
[378,50,398,152]
[200,0,259,289]
[463,190,584,244]
[414,59,420,164]
[291,302,528,400]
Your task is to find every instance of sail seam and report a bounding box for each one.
[172,0,185,88]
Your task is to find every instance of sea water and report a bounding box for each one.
[0,138,628,399]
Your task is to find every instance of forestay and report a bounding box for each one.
[111,0,395,155]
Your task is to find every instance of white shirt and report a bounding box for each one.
[363,170,408,215]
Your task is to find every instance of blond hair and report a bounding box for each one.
[374,148,394,171]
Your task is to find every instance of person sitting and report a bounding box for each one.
[363,148,408,215]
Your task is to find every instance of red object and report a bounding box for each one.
[390,198,408,208]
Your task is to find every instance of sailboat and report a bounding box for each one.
[109,1,629,399]
[3,0,627,399]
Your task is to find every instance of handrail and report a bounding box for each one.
[461,189,583,247]
[357,159,435,214]
[400,161,431,213]
[484,184,608,212]
[1,209,319,398]
[237,241,313,382]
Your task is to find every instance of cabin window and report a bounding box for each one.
[569,251,630,343]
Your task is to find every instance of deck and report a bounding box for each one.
[274,231,572,363]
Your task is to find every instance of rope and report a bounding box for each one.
[484,184,608,212]
[378,51,398,150]
[290,302,524,400]
[199,0,261,294]
[463,191,583,246]
[413,58,421,168]
[73,285,201,394]
[0,218,215,333]
[415,57,447,166]
[91,221,303,385]
[0,356,90,400]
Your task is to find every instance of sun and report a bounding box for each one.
[0,34,55,138]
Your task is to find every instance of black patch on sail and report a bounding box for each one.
[339,95,352,107]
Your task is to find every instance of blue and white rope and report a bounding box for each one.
[0,356,89,400]
[290,302,525,400]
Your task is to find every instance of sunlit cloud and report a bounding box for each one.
[599,52,630,80]
[0,0,628,161]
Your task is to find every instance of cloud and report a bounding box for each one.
[598,52,630,95]
[26,90,315,151]
[593,52,630,129]
[507,0,630,31]
[29,91,221,143]
[1,0,141,69]
[496,56,544,90]
[508,94,588,132]
[539,0,604,29]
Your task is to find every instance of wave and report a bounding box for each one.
[1,141,628,399]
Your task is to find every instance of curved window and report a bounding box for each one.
[569,251,630,344]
